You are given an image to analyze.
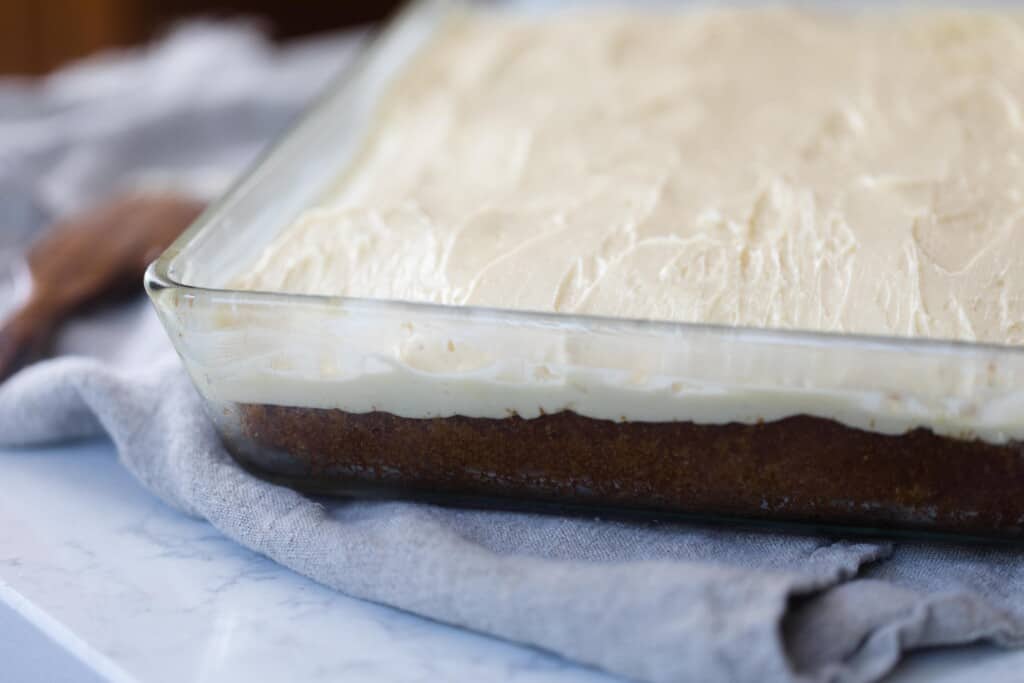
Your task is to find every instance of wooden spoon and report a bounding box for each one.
[0,192,206,382]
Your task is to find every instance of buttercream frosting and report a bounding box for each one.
[162,5,1024,443]
[236,6,1024,345]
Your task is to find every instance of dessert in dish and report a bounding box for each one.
[153,3,1024,536]
[228,6,1024,436]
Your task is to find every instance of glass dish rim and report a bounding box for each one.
[144,0,1024,362]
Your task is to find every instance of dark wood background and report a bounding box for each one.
[1,1,403,75]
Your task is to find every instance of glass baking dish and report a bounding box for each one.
[146,0,1024,538]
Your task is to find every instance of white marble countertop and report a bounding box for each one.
[2,440,1022,683]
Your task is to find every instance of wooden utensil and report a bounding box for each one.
[0,192,206,382]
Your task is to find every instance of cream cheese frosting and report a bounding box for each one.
[172,5,1024,442]
[236,6,1024,345]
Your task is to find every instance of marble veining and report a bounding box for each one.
[0,442,613,683]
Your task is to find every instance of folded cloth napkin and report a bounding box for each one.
[2,22,1024,683]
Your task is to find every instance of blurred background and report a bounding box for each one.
[0,0,403,75]
[0,0,404,337]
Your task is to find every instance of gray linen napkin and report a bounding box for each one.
[2,22,1024,683]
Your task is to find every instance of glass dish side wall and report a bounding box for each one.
[146,273,1024,537]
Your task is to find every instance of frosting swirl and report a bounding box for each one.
[237,7,1024,345]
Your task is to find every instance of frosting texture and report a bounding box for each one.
[236,7,1024,345]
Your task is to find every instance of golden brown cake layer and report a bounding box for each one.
[224,406,1024,537]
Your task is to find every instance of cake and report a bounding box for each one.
[216,6,1024,536]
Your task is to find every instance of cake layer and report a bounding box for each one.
[225,404,1024,537]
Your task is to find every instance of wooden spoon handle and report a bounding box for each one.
[0,192,206,382]
[0,302,53,381]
